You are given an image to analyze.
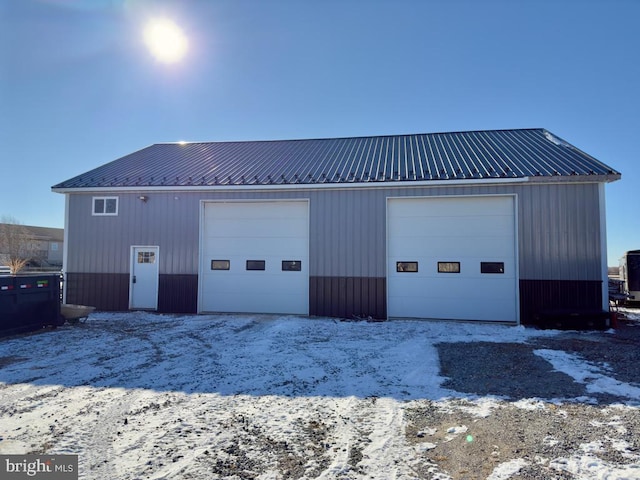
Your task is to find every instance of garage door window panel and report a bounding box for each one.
[438,262,460,273]
[282,261,302,271]
[246,260,266,271]
[396,262,418,272]
[481,262,505,274]
[211,260,230,270]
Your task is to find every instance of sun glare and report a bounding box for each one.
[143,18,188,64]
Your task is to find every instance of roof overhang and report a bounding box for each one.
[51,174,620,195]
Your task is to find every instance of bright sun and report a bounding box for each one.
[143,18,188,64]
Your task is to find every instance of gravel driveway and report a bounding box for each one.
[437,320,640,403]
[0,312,638,479]
[414,318,640,479]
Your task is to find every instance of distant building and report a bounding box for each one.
[0,224,64,268]
[52,128,620,325]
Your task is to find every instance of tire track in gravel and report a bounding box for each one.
[75,388,142,478]
[317,396,416,479]
[353,397,416,479]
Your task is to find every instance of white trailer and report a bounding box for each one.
[619,250,640,303]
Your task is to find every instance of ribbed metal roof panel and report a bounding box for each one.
[52,128,620,189]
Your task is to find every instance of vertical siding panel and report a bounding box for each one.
[311,277,320,316]
[329,276,339,317]
[309,276,317,316]
[346,277,354,318]
[376,277,384,318]
[367,277,376,318]
[351,191,359,277]
[360,277,369,317]
[517,186,531,278]
[319,190,331,277]
[323,277,332,317]
[309,191,319,277]
[339,190,349,277]
[374,189,386,278]
[318,190,326,277]
[321,190,331,278]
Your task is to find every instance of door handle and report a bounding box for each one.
[132,276,136,284]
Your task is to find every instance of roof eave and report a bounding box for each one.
[523,173,621,184]
[51,174,618,195]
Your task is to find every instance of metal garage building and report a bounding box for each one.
[52,128,620,324]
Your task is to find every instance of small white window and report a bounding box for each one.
[92,196,118,216]
[51,243,58,251]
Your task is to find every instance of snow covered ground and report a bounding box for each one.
[0,312,639,479]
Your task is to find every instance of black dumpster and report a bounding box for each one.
[0,274,63,335]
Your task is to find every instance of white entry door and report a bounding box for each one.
[129,246,159,310]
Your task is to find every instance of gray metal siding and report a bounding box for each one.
[309,188,386,278]
[65,182,603,282]
[67,193,200,274]
[517,183,602,280]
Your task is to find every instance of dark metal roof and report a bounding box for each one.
[52,128,620,189]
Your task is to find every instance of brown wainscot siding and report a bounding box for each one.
[66,273,198,313]
[158,274,198,313]
[65,272,129,311]
[519,279,603,325]
[310,276,386,320]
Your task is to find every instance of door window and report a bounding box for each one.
[137,251,156,264]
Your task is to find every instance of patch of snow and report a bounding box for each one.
[446,425,468,434]
[512,398,548,411]
[534,349,640,401]
[543,436,560,447]
[579,440,605,454]
[618,306,640,321]
[444,425,468,442]
[414,442,437,452]
[453,397,500,417]
[487,458,528,480]
[608,438,638,459]
[549,454,640,479]
[543,130,574,149]
[589,418,628,435]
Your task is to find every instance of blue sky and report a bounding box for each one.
[1,0,638,265]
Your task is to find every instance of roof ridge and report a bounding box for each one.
[153,128,545,146]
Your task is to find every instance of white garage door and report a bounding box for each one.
[387,196,518,322]
[199,201,309,314]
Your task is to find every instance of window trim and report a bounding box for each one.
[92,196,119,216]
